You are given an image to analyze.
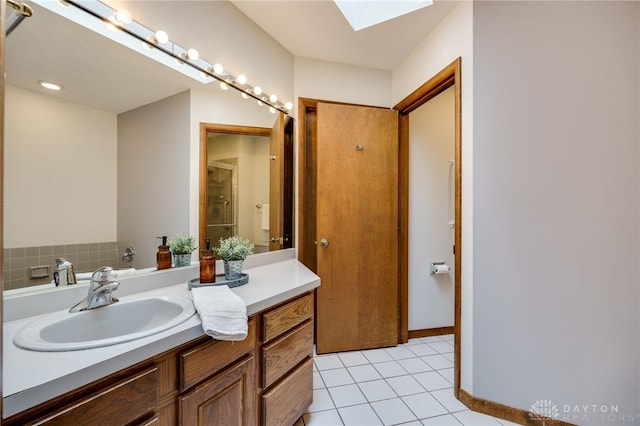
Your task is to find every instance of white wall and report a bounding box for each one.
[638,0,640,410]
[4,85,117,247]
[408,86,455,330]
[294,57,392,108]
[117,91,191,269]
[392,0,474,391]
[473,1,639,419]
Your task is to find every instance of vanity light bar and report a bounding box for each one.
[53,0,291,114]
[6,0,33,35]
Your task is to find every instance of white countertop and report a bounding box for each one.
[2,255,320,418]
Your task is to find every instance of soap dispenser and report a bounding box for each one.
[157,236,171,270]
[199,238,216,283]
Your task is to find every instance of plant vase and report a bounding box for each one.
[174,253,191,267]
[224,259,244,280]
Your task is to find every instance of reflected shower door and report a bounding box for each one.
[207,162,237,245]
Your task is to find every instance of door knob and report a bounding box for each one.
[319,238,329,248]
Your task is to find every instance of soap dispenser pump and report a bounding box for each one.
[157,236,171,270]
[199,238,216,283]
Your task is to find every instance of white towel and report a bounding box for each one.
[261,204,270,230]
[191,286,248,341]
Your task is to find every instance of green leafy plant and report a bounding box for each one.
[214,236,254,261]
[168,234,197,255]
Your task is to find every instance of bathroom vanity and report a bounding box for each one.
[2,252,319,426]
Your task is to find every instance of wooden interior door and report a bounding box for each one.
[315,103,399,354]
[269,113,284,251]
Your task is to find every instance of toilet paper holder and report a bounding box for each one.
[429,261,450,275]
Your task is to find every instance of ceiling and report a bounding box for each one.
[230,0,459,71]
[5,0,458,113]
[5,1,204,113]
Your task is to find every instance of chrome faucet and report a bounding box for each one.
[53,257,77,287]
[69,266,120,313]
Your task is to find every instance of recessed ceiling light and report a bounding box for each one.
[37,80,63,91]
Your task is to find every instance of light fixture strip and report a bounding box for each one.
[63,0,289,114]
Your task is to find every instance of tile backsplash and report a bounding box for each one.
[3,242,119,290]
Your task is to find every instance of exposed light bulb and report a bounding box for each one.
[154,30,169,45]
[114,9,132,25]
[285,102,293,110]
[213,63,224,74]
[253,86,262,96]
[38,80,63,91]
[142,41,153,51]
[220,82,229,90]
[236,74,247,85]
[269,94,278,103]
[57,0,71,8]
[201,71,211,79]
[241,93,249,99]
[269,107,276,114]
[257,100,264,106]
[186,48,199,61]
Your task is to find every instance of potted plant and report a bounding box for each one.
[214,236,254,280]
[168,234,197,267]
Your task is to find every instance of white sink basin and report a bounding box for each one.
[14,295,196,351]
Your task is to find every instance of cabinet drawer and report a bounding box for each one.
[263,293,313,343]
[34,366,158,426]
[180,319,256,391]
[262,357,313,426]
[263,320,313,388]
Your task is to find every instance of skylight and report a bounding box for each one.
[333,0,434,31]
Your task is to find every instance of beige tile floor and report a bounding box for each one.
[295,335,521,426]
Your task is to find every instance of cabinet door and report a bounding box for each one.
[180,356,256,426]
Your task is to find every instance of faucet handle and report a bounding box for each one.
[91,266,113,284]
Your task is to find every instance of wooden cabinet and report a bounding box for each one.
[179,319,257,426]
[180,356,255,425]
[180,319,256,391]
[5,294,314,426]
[260,292,314,426]
[6,366,160,426]
[262,358,313,426]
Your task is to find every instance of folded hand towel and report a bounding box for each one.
[191,286,248,341]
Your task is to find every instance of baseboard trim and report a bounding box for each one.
[458,389,576,426]
[408,326,454,339]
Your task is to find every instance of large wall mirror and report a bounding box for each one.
[3,1,294,294]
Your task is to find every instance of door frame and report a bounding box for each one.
[394,57,462,396]
[198,123,271,252]
[297,57,461,394]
